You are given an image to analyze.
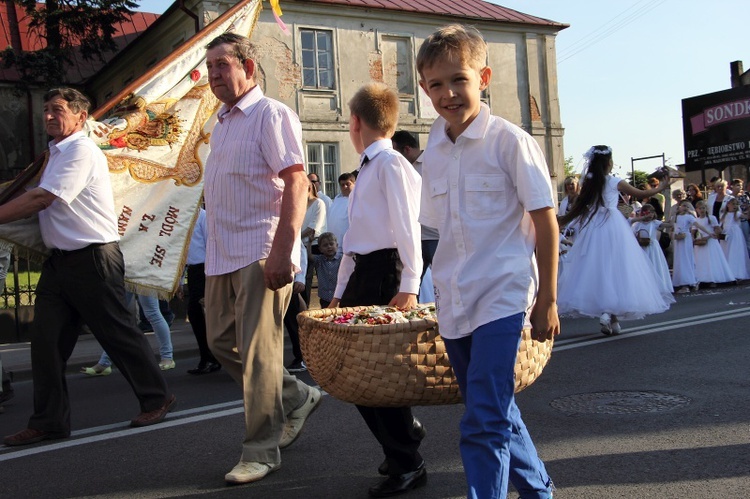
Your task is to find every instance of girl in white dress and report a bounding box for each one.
[631,204,673,295]
[557,145,675,335]
[719,198,750,280]
[693,200,735,287]
[671,201,702,293]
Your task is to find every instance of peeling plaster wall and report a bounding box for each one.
[253,37,299,100]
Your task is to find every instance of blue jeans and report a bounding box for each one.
[99,294,173,366]
[443,313,553,499]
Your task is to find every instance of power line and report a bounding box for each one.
[557,0,668,63]
[557,0,652,58]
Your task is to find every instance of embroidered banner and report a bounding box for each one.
[0,0,262,298]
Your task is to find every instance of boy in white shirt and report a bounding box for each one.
[417,24,559,499]
[328,82,425,497]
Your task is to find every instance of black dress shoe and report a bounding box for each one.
[187,362,221,375]
[378,419,426,476]
[369,464,427,497]
[187,362,206,375]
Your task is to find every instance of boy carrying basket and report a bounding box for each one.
[417,24,560,499]
[328,82,425,497]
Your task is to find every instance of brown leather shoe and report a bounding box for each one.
[130,395,176,428]
[4,428,69,446]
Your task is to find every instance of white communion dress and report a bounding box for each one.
[693,215,734,285]
[719,213,750,280]
[632,220,673,295]
[558,176,675,320]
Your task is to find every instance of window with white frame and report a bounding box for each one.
[381,36,414,97]
[306,143,339,197]
[301,29,335,90]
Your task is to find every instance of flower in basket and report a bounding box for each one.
[321,305,437,326]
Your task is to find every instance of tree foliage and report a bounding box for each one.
[627,170,650,188]
[1,0,138,84]
[563,156,576,179]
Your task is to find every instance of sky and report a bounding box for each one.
[135,0,747,176]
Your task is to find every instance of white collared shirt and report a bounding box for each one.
[186,208,206,265]
[317,191,333,211]
[204,86,304,276]
[334,139,422,298]
[420,104,555,339]
[302,197,327,243]
[413,152,439,241]
[37,131,119,250]
[326,193,350,254]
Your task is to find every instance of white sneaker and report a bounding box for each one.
[599,313,612,335]
[225,460,279,484]
[279,386,323,449]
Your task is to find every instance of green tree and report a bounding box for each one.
[627,170,650,188]
[1,0,138,84]
[563,156,576,179]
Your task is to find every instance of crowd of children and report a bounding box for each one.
[558,162,750,312]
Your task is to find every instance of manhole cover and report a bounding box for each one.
[550,391,691,415]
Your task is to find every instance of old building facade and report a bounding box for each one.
[4,0,567,197]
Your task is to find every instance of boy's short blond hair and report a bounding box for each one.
[348,82,399,137]
[417,24,487,76]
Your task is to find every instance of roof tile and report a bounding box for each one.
[297,0,565,27]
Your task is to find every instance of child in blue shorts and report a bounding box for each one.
[417,24,560,499]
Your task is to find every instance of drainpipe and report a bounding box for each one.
[178,0,200,33]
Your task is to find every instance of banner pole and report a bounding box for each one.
[92,0,258,119]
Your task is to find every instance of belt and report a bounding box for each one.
[51,242,115,256]
[353,248,399,264]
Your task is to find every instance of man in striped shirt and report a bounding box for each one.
[203,33,323,485]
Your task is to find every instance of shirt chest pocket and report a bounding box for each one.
[464,174,505,219]
[428,177,449,218]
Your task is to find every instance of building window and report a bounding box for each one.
[307,143,339,197]
[301,29,335,89]
[381,36,414,96]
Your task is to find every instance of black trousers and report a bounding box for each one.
[186,263,217,364]
[421,239,438,280]
[283,291,307,362]
[339,248,423,475]
[29,243,169,434]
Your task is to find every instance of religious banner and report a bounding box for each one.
[0,0,262,298]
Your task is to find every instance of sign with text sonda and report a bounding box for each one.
[682,85,750,172]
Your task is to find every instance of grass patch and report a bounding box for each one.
[2,271,40,308]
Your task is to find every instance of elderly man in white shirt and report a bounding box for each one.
[0,87,174,447]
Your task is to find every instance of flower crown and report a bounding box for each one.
[581,146,612,178]
[583,146,612,161]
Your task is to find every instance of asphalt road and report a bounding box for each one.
[1,284,749,498]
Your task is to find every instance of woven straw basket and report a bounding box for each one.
[297,306,554,407]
